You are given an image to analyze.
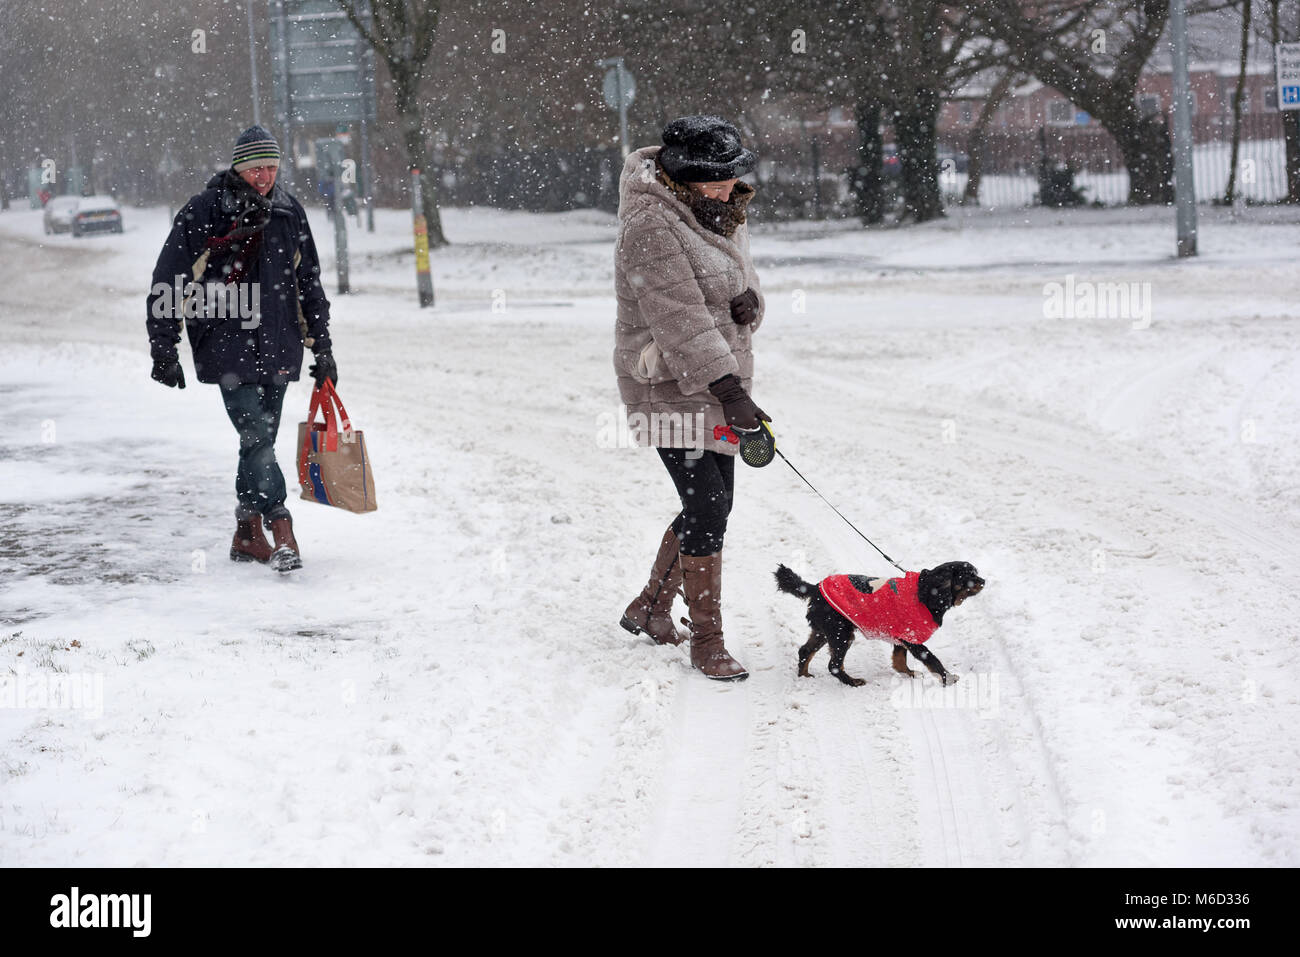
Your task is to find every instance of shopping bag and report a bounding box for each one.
[297,379,378,513]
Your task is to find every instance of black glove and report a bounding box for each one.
[151,357,186,389]
[309,351,338,387]
[708,373,770,431]
[729,288,760,326]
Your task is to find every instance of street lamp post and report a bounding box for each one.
[1170,0,1198,257]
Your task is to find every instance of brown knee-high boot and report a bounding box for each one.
[680,551,748,681]
[620,524,686,645]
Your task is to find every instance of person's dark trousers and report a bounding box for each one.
[220,382,291,523]
[656,448,736,556]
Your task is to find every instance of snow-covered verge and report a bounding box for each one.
[1,199,1297,866]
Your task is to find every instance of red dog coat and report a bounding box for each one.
[818,571,937,644]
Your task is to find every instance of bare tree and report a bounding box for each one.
[1225,0,1254,203]
[336,0,447,245]
[962,69,1021,204]
[971,1,1178,204]
[768,2,1004,223]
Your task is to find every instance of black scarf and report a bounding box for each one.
[203,169,273,284]
[655,156,755,238]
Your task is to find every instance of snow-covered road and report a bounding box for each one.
[1,202,1297,866]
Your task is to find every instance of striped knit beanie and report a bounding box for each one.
[232,126,281,172]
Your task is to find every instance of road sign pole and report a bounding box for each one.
[1277,42,1300,202]
[615,61,629,157]
[411,168,435,307]
[246,0,261,126]
[1170,0,1197,257]
[360,111,375,233]
[333,198,349,294]
[271,0,294,190]
[599,57,636,158]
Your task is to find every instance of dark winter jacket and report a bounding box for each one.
[146,170,331,386]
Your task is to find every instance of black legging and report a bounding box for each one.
[657,448,736,556]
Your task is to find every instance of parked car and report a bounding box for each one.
[71,196,124,237]
[43,196,81,234]
[882,143,902,180]
[937,147,970,175]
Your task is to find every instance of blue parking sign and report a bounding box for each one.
[1278,43,1300,110]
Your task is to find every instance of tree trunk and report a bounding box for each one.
[852,100,885,224]
[1225,0,1253,204]
[964,127,987,206]
[897,89,944,222]
[393,67,447,247]
[1116,114,1175,205]
[963,71,1017,205]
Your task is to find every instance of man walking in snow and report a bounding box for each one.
[146,125,338,573]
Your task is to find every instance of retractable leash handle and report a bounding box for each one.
[729,420,908,574]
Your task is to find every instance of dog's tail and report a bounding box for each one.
[775,564,817,600]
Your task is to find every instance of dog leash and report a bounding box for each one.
[722,423,908,573]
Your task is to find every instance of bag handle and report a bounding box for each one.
[299,378,339,484]
[311,381,341,451]
[319,379,353,436]
[297,380,353,490]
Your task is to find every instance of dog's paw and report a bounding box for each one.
[849,677,866,687]
[941,673,961,687]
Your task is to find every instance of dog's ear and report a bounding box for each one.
[919,562,985,622]
[945,562,985,599]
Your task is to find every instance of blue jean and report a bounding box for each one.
[219,382,290,520]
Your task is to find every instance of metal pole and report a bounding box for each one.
[411,168,435,307]
[246,0,261,126]
[616,59,630,158]
[358,37,375,232]
[333,188,349,294]
[272,0,293,189]
[360,111,374,232]
[1170,0,1198,257]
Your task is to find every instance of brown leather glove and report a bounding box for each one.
[729,288,760,325]
[708,373,770,431]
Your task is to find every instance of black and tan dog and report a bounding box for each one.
[775,562,984,687]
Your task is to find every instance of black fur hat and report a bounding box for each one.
[658,115,757,183]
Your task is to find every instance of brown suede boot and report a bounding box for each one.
[620,524,686,645]
[230,511,273,564]
[268,515,302,573]
[679,552,748,681]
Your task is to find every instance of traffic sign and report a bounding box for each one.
[602,63,636,110]
[1276,42,1300,111]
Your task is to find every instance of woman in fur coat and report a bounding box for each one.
[613,115,770,681]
